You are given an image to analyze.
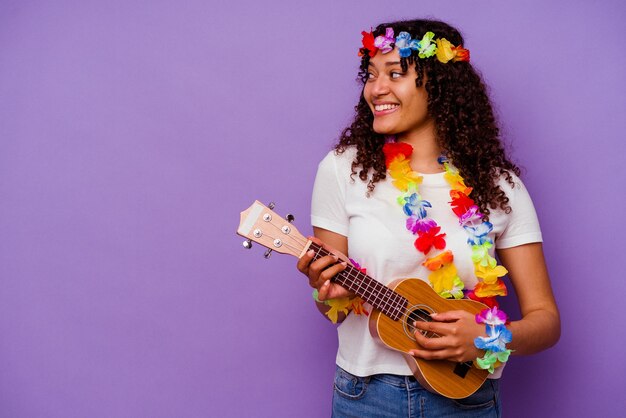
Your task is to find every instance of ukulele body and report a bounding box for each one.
[368,278,489,399]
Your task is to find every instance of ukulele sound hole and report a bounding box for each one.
[403,305,436,341]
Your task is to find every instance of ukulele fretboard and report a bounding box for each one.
[309,243,407,321]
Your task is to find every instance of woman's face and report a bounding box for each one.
[363,50,432,137]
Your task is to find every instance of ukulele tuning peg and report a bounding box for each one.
[264,249,273,259]
[242,240,253,249]
[285,214,295,223]
[268,202,276,210]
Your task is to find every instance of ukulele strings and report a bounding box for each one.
[337,262,442,338]
[260,228,442,338]
[309,243,442,338]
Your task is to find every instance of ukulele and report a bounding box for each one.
[237,200,489,399]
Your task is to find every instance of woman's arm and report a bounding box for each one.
[409,242,560,362]
[296,227,353,322]
[498,242,560,354]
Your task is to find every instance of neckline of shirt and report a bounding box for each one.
[419,171,448,187]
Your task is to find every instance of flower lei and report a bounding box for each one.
[383,142,512,373]
[474,306,512,371]
[359,27,469,63]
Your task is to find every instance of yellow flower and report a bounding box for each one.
[389,158,422,191]
[444,170,472,194]
[428,263,464,298]
[324,297,369,323]
[475,264,508,284]
[325,298,352,323]
[436,38,456,63]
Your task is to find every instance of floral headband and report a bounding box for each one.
[359,27,470,64]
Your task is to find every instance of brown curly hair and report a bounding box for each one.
[336,19,520,218]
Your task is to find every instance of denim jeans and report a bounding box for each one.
[332,366,501,418]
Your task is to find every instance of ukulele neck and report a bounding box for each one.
[308,242,407,321]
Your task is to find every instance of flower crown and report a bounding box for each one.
[359,27,470,64]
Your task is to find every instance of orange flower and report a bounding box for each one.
[423,250,454,271]
[474,280,508,298]
[350,297,369,316]
[452,46,470,62]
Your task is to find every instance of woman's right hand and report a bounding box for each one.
[296,236,353,301]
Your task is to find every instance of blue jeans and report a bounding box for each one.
[332,366,501,418]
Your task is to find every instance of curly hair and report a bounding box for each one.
[336,19,520,218]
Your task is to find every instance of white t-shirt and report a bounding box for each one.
[311,147,542,379]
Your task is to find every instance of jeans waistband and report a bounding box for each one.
[369,372,420,389]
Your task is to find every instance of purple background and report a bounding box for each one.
[1,0,624,416]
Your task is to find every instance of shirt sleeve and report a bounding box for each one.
[495,174,543,249]
[310,151,350,237]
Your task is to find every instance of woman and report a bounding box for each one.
[297,19,560,417]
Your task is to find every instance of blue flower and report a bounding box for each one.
[474,324,512,353]
[464,221,493,245]
[402,193,431,218]
[395,32,420,58]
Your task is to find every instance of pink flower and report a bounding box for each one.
[406,216,437,234]
[374,27,395,54]
[475,306,508,326]
[459,205,482,226]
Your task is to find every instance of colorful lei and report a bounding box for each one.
[359,27,470,63]
[383,142,512,373]
[474,307,513,372]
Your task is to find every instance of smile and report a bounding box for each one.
[374,103,399,112]
[373,103,399,116]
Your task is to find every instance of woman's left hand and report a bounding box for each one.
[408,310,485,363]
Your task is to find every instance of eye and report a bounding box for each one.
[366,72,376,81]
[390,71,403,79]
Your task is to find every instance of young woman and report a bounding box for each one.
[297,19,560,417]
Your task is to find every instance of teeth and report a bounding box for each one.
[375,104,398,112]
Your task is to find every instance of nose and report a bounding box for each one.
[370,75,390,97]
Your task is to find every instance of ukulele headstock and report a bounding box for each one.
[237,201,308,258]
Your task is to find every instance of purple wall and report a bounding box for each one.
[1,1,624,416]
